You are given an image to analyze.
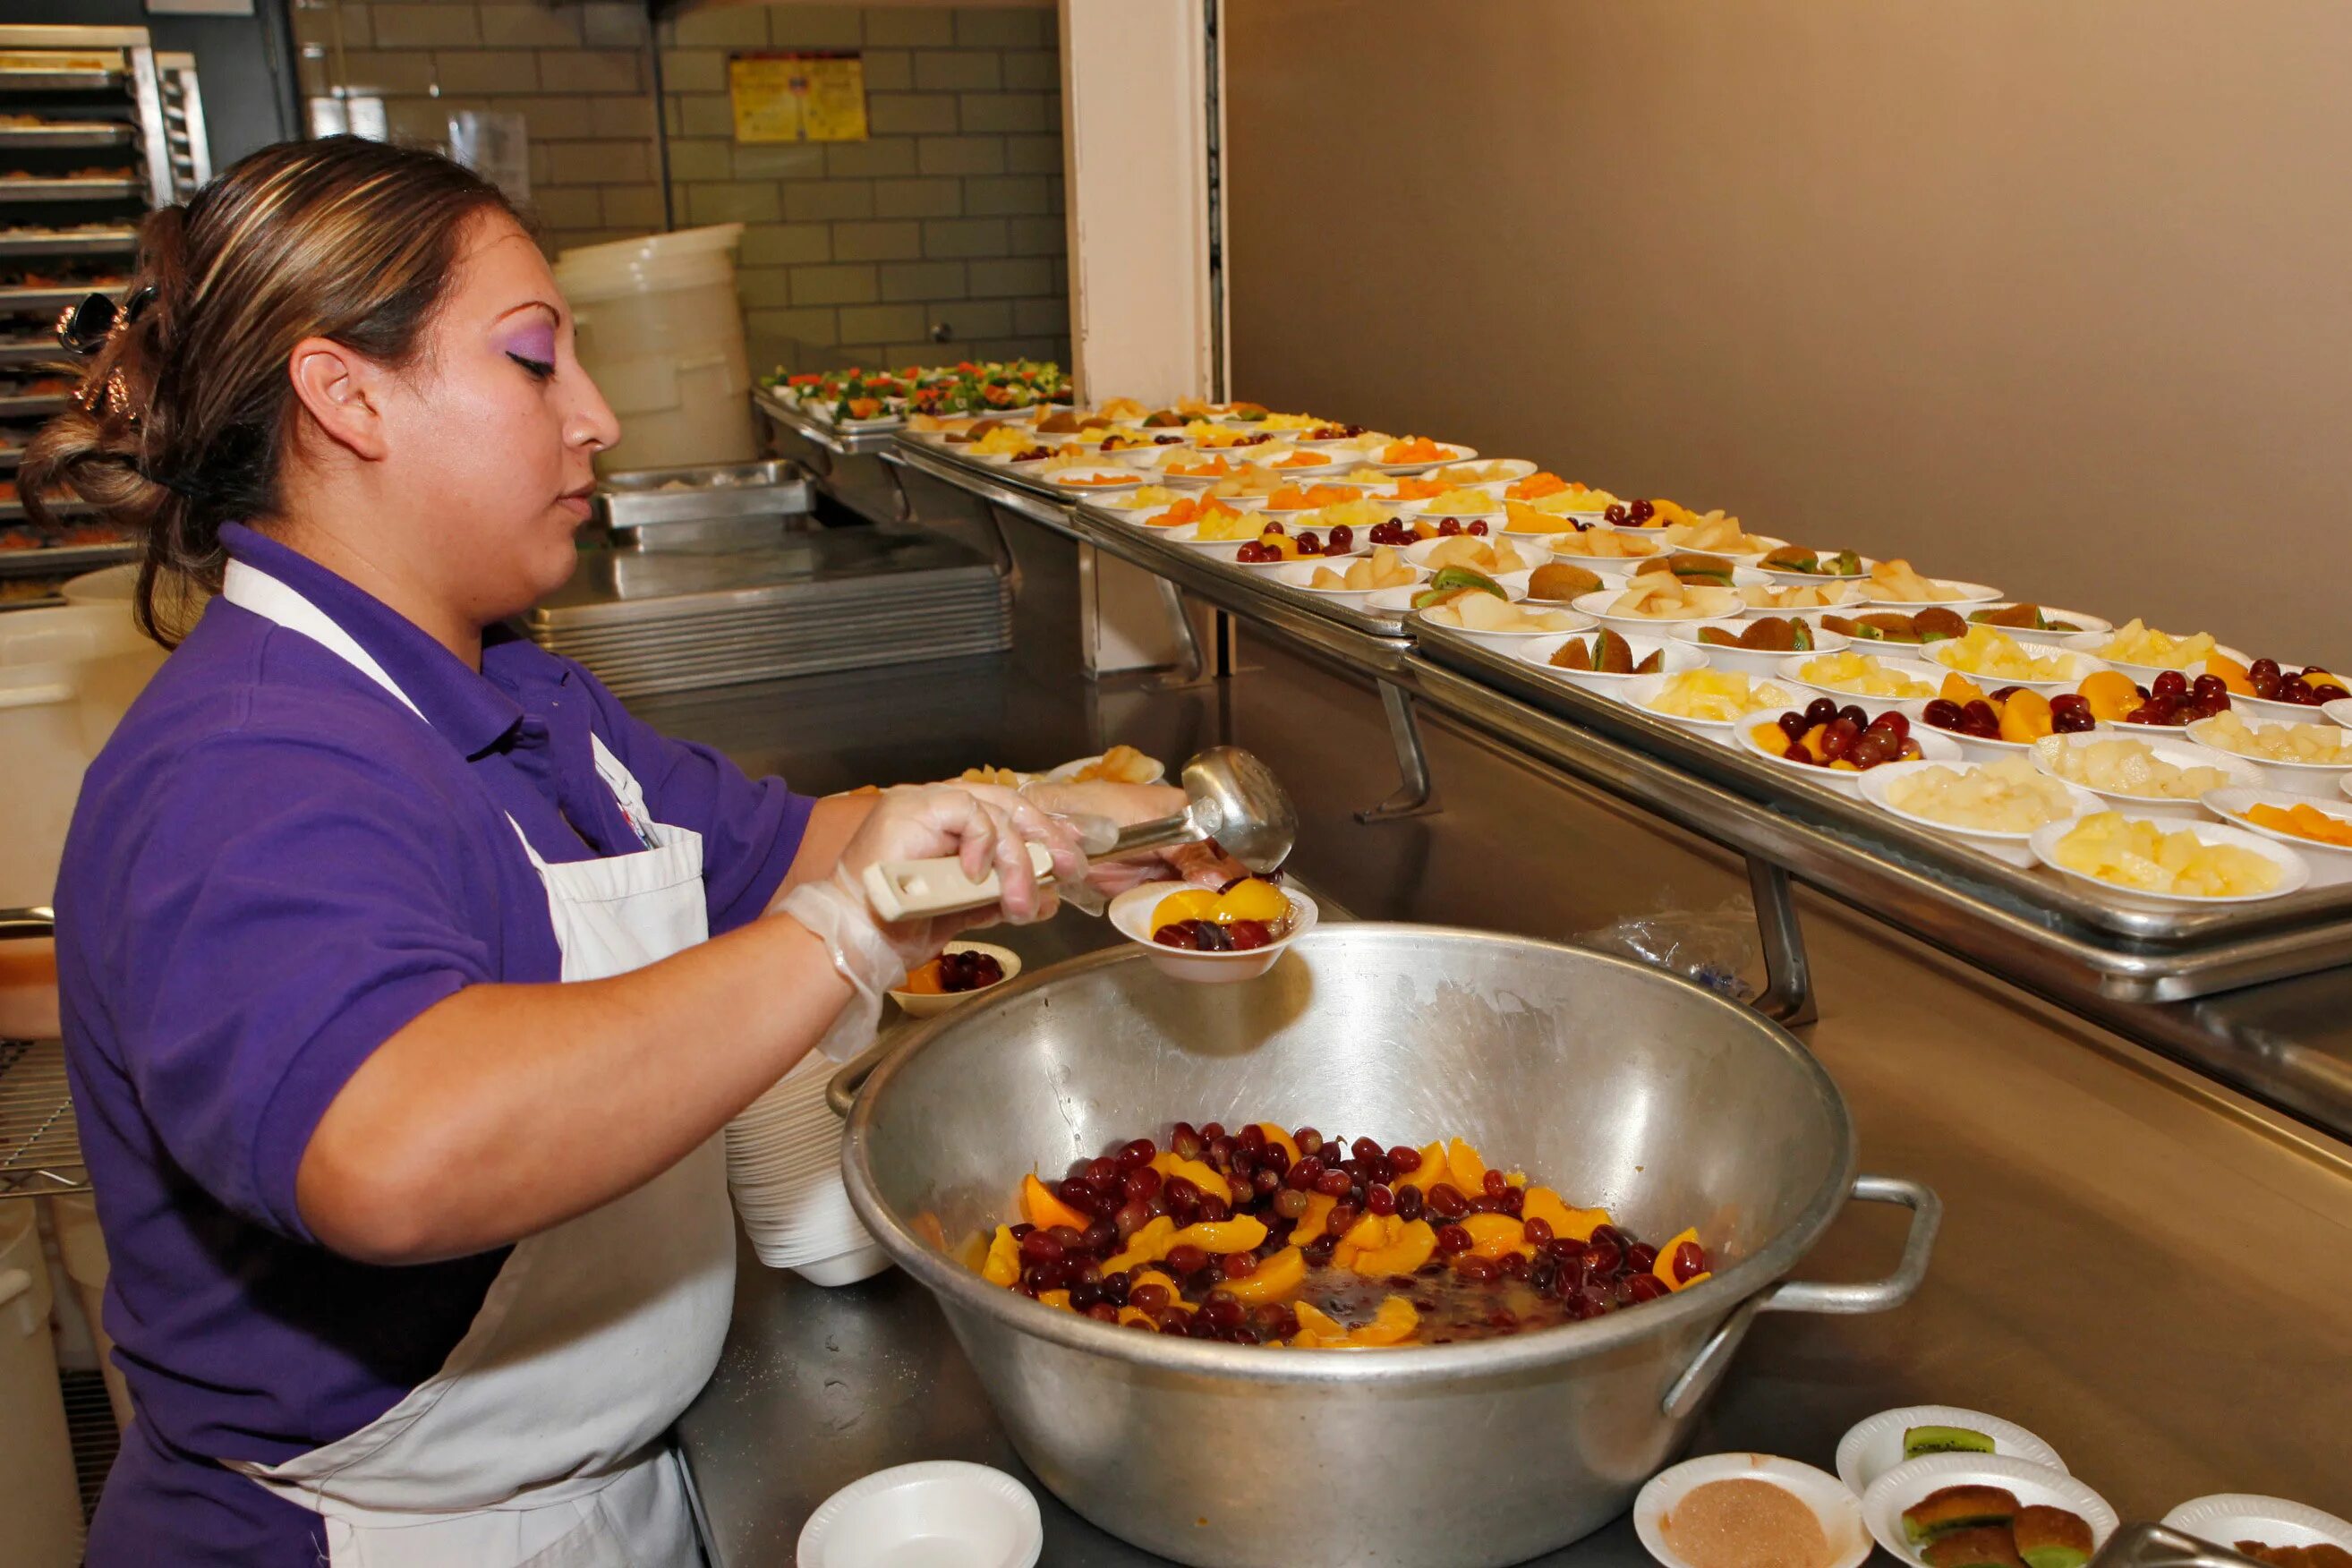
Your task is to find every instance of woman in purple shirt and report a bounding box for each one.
[27,138,1179,1567]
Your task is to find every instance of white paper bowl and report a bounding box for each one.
[1655,530,1791,567]
[1669,617,1852,676]
[1779,652,1945,704]
[1860,1454,2116,1568]
[1114,504,1256,533]
[1267,557,1428,604]
[1430,457,1538,490]
[1047,465,1146,494]
[2029,810,2308,903]
[2162,1495,2352,1558]
[1411,601,1596,652]
[1734,582,1875,618]
[1734,715,1964,796]
[2228,673,2352,726]
[1095,490,1266,519]
[1107,882,1319,983]
[1158,520,1267,558]
[1367,579,1528,615]
[1910,703,2041,762]
[1520,631,1709,692]
[1229,536,1368,571]
[797,1460,1042,1568]
[2060,630,2254,686]
[1369,439,1477,473]
[2184,713,2352,789]
[1519,532,1668,569]
[1862,576,2004,610]
[1620,670,1806,736]
[886,942,1023,1019]
[1393,493,1506,521]
[2324,697,2352,731]
[1758,550,1878,584]
[2029,730,2268,820]
[1964,604,2114,645]
[1923,640,2109,694]
[1257,448,1348,477]
[1043,752,1168,786]
[1635,1453,1871,1568]
[1402,534,1548,575]
[1833,1405,2070,1501]
[2201,787,2352,865]
[1860,760,2104,866]
[1572,584,1749,634]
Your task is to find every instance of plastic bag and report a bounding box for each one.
[1575,897,1760,1002]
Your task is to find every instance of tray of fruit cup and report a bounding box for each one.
[1735,703,1964,794]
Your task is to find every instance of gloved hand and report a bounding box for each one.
[1017,780,1192,907]
[779,784,1085,1059]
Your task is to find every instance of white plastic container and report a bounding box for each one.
[555,225,757,474]
[0,1203,84,1567]
[0,603,168,908]
[51,1193,130,1433]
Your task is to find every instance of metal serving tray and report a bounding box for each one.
[753,387,901,458]
[0,229,136,259]
[0,177,140,203]
[0,121,132,149]
[594,456,811,535]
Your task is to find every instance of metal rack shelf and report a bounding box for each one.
[0,228,135,257]
[0,285,107,314]
[0,67,121,93]
[0,1039,83,1198]
[0,121,132,149]
[0,176,140,203]
[0,390,66,417]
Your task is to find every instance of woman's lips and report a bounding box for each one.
[557,489,594,522]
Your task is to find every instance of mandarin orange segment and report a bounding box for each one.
[982,1224,1021,1286]
[1020,1172,1091,1232]
[1459,1213,1529,1260]
[1148,1152,1233,1204]
[1345,1296,1421,1346]
[1167,1216,1269,1255]
[1395,1142,1449,1193]
[1222,1246,1307,1305]
[1099,1215,1176,1275]
[2203,652,2255,695]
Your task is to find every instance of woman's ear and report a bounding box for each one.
[286,335,390,462]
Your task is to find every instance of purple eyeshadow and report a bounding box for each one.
[505,321,557,363]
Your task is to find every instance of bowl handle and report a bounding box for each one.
[824,1039,890,1119]
[1659,1173,1941,1419]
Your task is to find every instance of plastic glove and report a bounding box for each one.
[1018,780,1195,906]
[780,784,1084,1059]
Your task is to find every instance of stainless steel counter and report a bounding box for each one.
[653,528,2352,1566]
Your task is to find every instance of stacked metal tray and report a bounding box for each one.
[524,524,1011,700]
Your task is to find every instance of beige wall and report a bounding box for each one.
[658,3,1067,373]
[1225,0,2352,668]
[290,1,1070,375]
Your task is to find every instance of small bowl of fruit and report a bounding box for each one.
[1231,517,1366,567]
[1672,615,1851,677]
[2201,786,2352,867]
[1917,678,2096,760]
[1925,626,2109,695]
[1737,702,1960,794]
[1965,603,2112,646]
[2221,657,2352,726]
[1108,877,1318,984]
[1270,544,1427,604]
[2185,709,2352,791]
[2076,668,2232,739]
[1530,626,1706,690]
[889,942,1022,1019]
[2060,620,2251,686]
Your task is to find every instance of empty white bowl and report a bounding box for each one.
[797,1461,1043,1568]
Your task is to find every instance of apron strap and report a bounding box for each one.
[221,560,428,722]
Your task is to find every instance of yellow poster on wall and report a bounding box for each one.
[728,52,869,143]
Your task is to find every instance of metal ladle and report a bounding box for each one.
[862,746,1296,922]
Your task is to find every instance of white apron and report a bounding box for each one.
[217,561,734,1567]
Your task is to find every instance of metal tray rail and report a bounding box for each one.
[880,425,2352,1002]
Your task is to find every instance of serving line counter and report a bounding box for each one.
[860,430,2352,1141]
[657,618,2352,1567]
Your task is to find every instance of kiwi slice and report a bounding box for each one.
[1551,636,1595,671]
[1790,618,1814,652]
[1697,626,1741,647]
[1596,627,1635,674]
[1913,607,1969,641]
[1904,1424,1996,1460]
[1414,566,1504,609]
[1823,549,1864,576]
[1973,602,2041,629]
[1737,617,1797,652]
[1760,545,1817,572]
[1634,649,1663,675]
[1666,552,1734,586]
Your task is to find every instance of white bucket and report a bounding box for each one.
[51,1193,130,1433]
[0,604,167,908]
[555,224,757,475]
[0,1203,83,1566]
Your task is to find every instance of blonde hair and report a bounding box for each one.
[24,136,517,644]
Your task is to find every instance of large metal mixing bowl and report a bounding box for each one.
[837,926,1939,1568]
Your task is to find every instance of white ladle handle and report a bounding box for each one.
[863,841,1056,922]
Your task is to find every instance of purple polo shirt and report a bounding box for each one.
[54,523,816,1565]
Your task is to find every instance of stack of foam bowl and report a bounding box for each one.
[724,1049,891,1286]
